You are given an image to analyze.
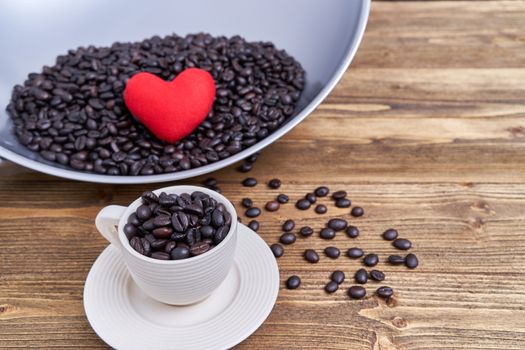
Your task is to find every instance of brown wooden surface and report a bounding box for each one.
[2,1,525,349]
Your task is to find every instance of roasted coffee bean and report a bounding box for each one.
[136,204,152,221]
[305,193,316,204]
[388,255,405,265]
[123,223,137,240]
[214,225,229,245]
[265,201,280,212]
[171,212,189,232]
[141,191,159,203]
[351,206,364,217]
[286,275,301,289]
[355,268,368,284]
[190,241,211,256]
[320,227,336,240]
[280,232,296,245]
[248,220,259,232]
[153,215,171,227]
[277,194,289,204]
[241,198,253,208]
[335,198,351,208]
[200,225,214,239]
[332,191,347,200]
[405,253,419,269]
[346,225,359,238]
[282,219,295,232]
[295,199,311,210]
[238,162,253,173]
[245,207,261,218]
[151,252,171,260]
[393,238,412,250]
[376,286,394,299]
[151,239,168,250]
[299,226,313,237]
[324,246,340,259]
[203,177,217,187]
[270,243,284,258]
[242,177,257,187]
[315,204,327,214]
[268,178,281,189]
[331,270,345,284]
[348,286,366,299]
[382,228,398,241]
[315,186,329,197]
[170,246,190,260]
[152,227,173,239]
[370,270,385,281]
[304,249,319,263]
[164,241,177,253]
[363,253,379,267]
[212,209,225,227]
[325,281,339,294]
[128,213,141,226]
[328,218,348,231]
[159,192,177,207]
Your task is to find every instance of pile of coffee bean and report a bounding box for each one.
[123,190,231,260]
[7,33,305,175]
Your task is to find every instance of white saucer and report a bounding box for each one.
[84,224,279,350]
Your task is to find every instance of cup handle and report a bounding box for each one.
[95,205,126,249]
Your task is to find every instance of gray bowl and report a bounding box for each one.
[0,0,370,184]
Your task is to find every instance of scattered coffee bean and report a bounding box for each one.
[277,194,289,204]
[346,225,359,238]
[332,190,347,200]
[370,270,385,281]
[238,162,253,173]
[347,247,364,259]
[203,178,217,187]
[296,199,311,210]
[376,286,394,299]
[363,253,379,267]
[248,220,260,232]
[245,207,261,218]
[265,200,280,212]
[268,178,281,189]
[348,286,366,299]
[286,275,301,289]
[355,268,369,284]
[282,219,295,232]
[280,233,296,245]
[315,186,329,197]
[335,198,351,208]
[331,270,345,284]
[393,238,412,250]
[320,227,336,240]
[242,178,257,187]
[351,206,364,217]
[405,253,419,269]
[305,193,317,204]
[299,226,314,237]
[270,243,284,258]
[325,281,339,294]
[324,246,340,259]
[315,204,327,214]
[382,228,398,241]
[388,255,405,265]
[304,249,320,263]
[327,218,348,231]
[241,198,253,208]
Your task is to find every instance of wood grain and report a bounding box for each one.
[2,1,525,349]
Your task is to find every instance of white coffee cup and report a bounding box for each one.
[95,185,238,305]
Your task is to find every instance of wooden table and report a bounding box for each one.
[1,1,525,349]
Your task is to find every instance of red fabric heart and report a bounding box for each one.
[123,68,215,143]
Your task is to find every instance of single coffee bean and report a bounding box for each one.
[203,177,217,187]
[382,228,398,241]
[299,226,313,237]
[363,253,379,267]
[151,252,171,260]
[351,206,364,217]
[213,225,229,245]
[241,198,253,208]
[388,255,405,265]
[320,227,336,240]
[238,162,253,173]
[280,232,296,245]
[170,246,190,260]
[282,219,295,232]
[242,177,257,187]
[245,207,261,218]
[268,178,281,189]
[346,225,359,238]
[248,220,260,232]
[315,204,327,214]
[325,281,339,294]
[190,241,211,256]
[304,249,320,263]
[277,194,289,204]
[348,286,366,299]
[211,208,225,227]
[376,286,394,299]
[123,223,137,240]
[332,190,347,200]
[347,248,363,259]
[327,218,348,231]
[200,225,214,239]
[355,268,368,284]
[270,243,284,258]
[153,215,171,227]
[331,270,345,284]
[393,238,412,250]
[128,213,141,226]
[315,186,329,197]
[286,275,301,289]
[151,239,168,250]
[265,201,280,212]
[152,226,173,239]
[324,246,340,259]
[164,241,177,253]
[370,270,385,281]
[296,199,311,210]
[136,204,152,221]
[305,193,316,204]
[405,253,419,269]
[141,191,159,203]
[335,198,351,208]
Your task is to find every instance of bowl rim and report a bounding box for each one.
[0,0,371,184]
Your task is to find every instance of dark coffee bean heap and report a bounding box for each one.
[124,190,231,260]
[7,33,305,175]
